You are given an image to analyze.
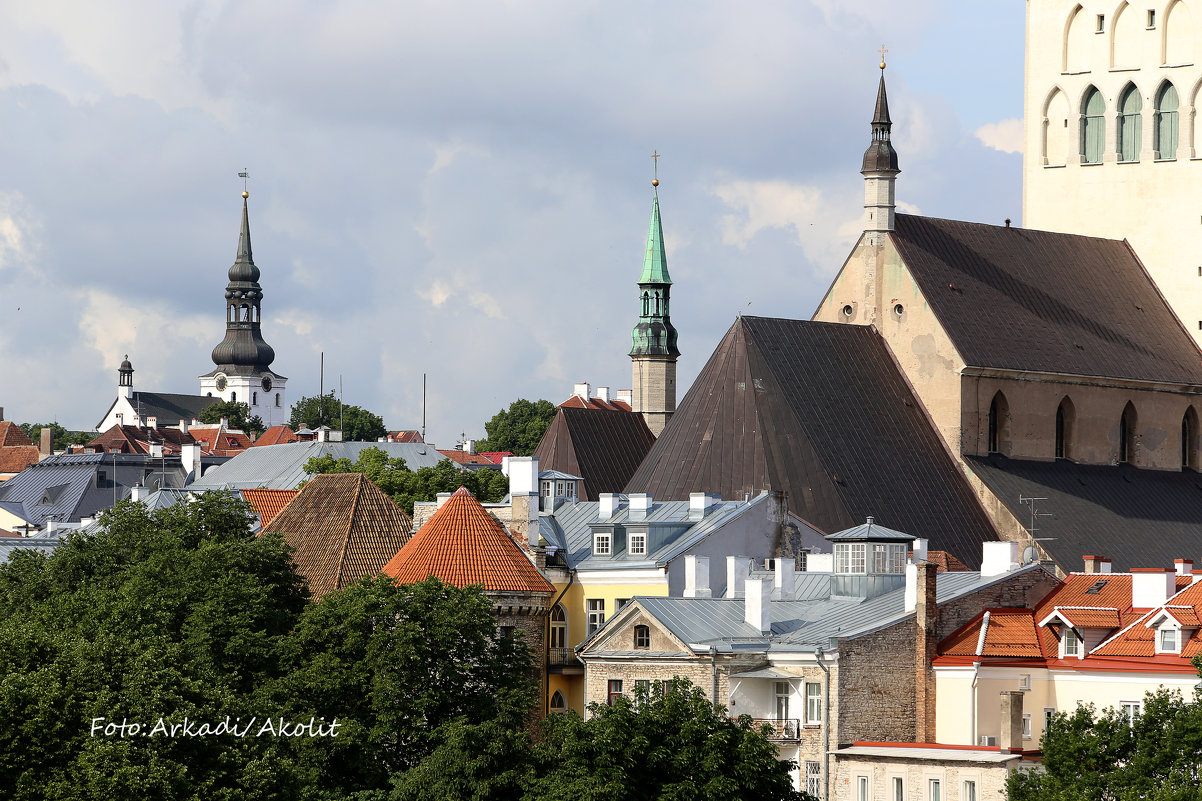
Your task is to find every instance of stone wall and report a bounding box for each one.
[834,752,1017,801]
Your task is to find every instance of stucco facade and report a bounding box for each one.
[1024,0,1202,343]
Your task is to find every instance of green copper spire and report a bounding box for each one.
[638,190,673,285]
[630,173,679,359]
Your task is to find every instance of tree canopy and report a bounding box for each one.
[0,493,535,801]
[18,422,92,451]
[393,681,810,801]
[304,447,508,515]
[196,400,265,439]
[290,392,386,442]
[1007,685,1202,801]
[475,399,557,456]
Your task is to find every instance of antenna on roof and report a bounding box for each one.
[1019,495,1055,542]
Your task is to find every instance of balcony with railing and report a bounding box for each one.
[750,718,800,741]
[548,647,582,670]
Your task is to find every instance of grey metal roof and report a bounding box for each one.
[539,469,584,481]
[188,441,448,490]
[96,391,218,429]
[0,531,66,564]
[825,518,915,542]
[834,745,1022,763]
[598,564,1051,655]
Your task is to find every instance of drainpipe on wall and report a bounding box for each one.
[816,646,830,801]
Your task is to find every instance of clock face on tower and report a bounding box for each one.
[215,375,228,392]
[261,376,272,392]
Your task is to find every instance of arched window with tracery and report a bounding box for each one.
[550,690,567,712]
[1118,84,1142,161]
[1156,82,1180,158]
[1081,87,1106,163]
[550,604,566,650]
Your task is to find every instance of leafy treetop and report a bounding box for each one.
[18,422,92,451]
[475,399,557,456]
[290,392,386,442]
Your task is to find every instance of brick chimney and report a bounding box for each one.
[998,690,1024,753]
[1083,555,1112,574]
[39,428,53,457]
[914,560,938,743]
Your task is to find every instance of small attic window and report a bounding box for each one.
[1084,579,1109,594]
[1158,627,1179,653]
[594,532,611,556]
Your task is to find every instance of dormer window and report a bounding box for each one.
[1159,627,1179,653]
[594,532,611,556]
[629,532,647,555]
[1061,627,1082,658]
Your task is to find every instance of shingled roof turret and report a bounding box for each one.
[383,487,553,594]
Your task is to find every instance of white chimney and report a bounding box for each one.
[130,484,148,502]
[629,493,651,520]
[773,557,796,599]
[435,492,453,508]
[726,555,751,598]
[178,419,189,435]
[596,386,610,403]
[904,561,918,612]
[508,456,538,496]
[146,415,158,430]
[911,538,928,563]
[1132,569,1176,608]
[744,577,772,633]
[684,555,711,598]
[180,443,202,480]
[615,389,633,405]
[981,541,1020,577]
[574,382,591,401]
[219,417,229,429]
[689,492,719,521]
[464,439,476,455]
[598,493,622,520]
[1175,559,1194,576]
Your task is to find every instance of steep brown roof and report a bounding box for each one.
[891,214,1202,384]
[383,487,553,594]
[0,445,39,475]
[626,317,998,567]
[0,423,33,448]
[252,425,298,447]
[87,424,193,455]
[241,488,299,527]
[533,407,655,501]
[260,473,412,599]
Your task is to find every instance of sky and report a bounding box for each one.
[0,1,1026,448]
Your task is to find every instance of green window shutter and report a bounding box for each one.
[1082,88,1106,164]
[1119,87,1142,162]
[1157,84,1179,159]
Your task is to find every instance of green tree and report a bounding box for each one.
[304,447,508,515]
[1007,687,1202,801]
[196,400,265,439]
[18,422,93,451]
[476,399,557,456]
[393,680,810,801]
[290,392,386,442]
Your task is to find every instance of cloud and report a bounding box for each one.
[975,118,1025,154]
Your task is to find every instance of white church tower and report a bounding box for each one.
[1024,1,1202,339]
[198,191,288,427]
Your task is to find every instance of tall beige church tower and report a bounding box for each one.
[1024,1,1202,339]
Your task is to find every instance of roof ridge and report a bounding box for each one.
[333,473,362,590]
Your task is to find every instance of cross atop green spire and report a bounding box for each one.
[639,189,673,285]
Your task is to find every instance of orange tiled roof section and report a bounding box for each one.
[559,395,633,412]
[0,422,34,448]
[241,488,299,527]
[383,486,554,594]
[0,445,39,474]
[927,550,971,572]
[940,609,1043,658]
[1053,607,1123,629]
[253,425,298,446]
[260,473,413,599]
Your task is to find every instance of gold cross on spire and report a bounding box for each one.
[651,150,661,187]
[879,44,888,70]
[238,169,250,198]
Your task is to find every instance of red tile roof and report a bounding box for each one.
[385,430,424,443]
[0,445,40,474]
[940,609,1043,659]
[383,487,554,594]
[0,422,33,448]
[188,427,252,456]
[253,425,298,446]
[559,395,634,412]
[260,474,413,599]
[241,488,299,527]
[438,449,498,466]
[927,550,971,572]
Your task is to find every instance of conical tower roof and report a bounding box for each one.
[209,192,276,374]
[638,191,672,285]
[862,69,900,174]
[260,473,412,598]
[383,487,553,594]
[624,316,996,567]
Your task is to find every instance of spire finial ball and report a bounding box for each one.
[651,178,659,187]
[880,61,886,70]
[242,190,249,199]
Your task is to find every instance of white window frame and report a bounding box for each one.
[1022,713,1032,740]
[1061,627,1082,658]
[1120,700,1141,726]
[594,532,611,556]
[629,532,647,555]
[891,776,904,801]
[1044,706,1056,731]
[540,480,553,499]
[804,761,822,797]
[929,778,941,801]
[586,599,605,637]
[962,779,977,801]
[805,682,822,724]
[857,775,869,801]
[1157,624,1180,653]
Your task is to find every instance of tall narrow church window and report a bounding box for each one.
[231,392,237,402]
[653,292,661,316]
[642,291,650,316]
[1055,397,1076,460]
[1081,87,1106,163]
[252,391,258,406]
[1120,402,1137,463]
[275,393,281,407]
[988,392,1009,454]
[1156,82,1179,159]
[1118,84,1142,161]
[1183,408,1198,470]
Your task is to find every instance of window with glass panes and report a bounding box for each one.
[1118,84,1142,162]
[806,682,822,723]
[587,599,605,636]
[629,533,647,555]
[1081,87,1105,163]
[607,679,623,705]
[594,532,611,555]
[1157,82,1179,158]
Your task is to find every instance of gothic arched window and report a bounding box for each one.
[550,604,566,650]
[1120,402,1137,463]
[988,391,1010,454]
[1118,84,1142,162]
[1082,86,1106,163]
[642,291,650,316]
[550,690,567,712]
[1056,396,1076,460]
[1156,82,1179,159]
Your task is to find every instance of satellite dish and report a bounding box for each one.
[1021,545,1039,565]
